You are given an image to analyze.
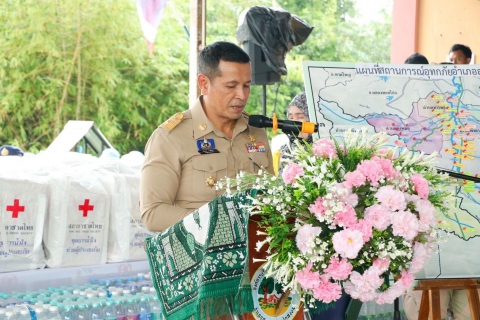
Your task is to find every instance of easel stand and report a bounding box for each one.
[414,279,480,320]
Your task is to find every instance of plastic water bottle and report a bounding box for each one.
[48,305,62,320]
[34,307,47,320]
[60,304,76,320]
[17,309,32,320]
[138,297,151,320]
[113,300,126,320]
[148,296,163,320]
[4,311,15,320]
[0,308,6,320]
[76,304,88,320]
[103,300,117,320]
[125,299,139,320]
[88,302,104,319]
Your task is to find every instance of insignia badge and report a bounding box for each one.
[198,123,207,131]
[246,142,266,153]
[244,135,256,143]
[205,176,216,188]
[1,148,9,156]
[197,138,219,154]
[161,112,184,132]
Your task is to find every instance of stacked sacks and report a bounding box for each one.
[0,150,148,273]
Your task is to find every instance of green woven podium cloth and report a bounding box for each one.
[145,190,257,320]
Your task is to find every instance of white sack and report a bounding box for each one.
[0,176,48,272]
[43,168,112,268]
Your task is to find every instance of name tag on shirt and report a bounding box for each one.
[197,138,219,154]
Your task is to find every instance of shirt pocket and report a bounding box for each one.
[192,154,228,201]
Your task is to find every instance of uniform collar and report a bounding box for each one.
[192,96,248,140]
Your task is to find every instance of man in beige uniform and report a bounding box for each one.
[141,42,273,320]
[140,40,273,232]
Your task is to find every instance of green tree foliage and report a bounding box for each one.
[0,0,189,153]
[0,0,391,154]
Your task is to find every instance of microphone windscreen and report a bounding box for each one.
[248,115,272,128]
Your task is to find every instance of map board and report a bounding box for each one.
[303,61,480,278]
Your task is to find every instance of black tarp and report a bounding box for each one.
[237,6,314,76]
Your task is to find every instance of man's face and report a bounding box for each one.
[200,60,251,121]
[449,50,471,64]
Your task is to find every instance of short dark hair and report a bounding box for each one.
[405,53,429,64]
[198,41,250,80]
[449,44,472,59]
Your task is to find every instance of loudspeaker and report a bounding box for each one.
[242,41,281,86]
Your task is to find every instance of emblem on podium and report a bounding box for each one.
[250,263,301,320]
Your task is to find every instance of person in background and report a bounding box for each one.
[140,41,273,232]
[449,44,472,64]
[0,145,24,157]
[405,53,429,64]
[271,92,312,175]
[404,287,480,320]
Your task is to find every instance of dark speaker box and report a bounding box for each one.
[242,41,281,85]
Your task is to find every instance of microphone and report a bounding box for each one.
[248,114,319,135]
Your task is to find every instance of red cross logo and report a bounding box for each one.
[78,199,94,217]
[6,199,25,218]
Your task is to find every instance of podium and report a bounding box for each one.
[246,217,304,320]
[414,279,480,320]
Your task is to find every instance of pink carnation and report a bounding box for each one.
[308,197,328,220]
[376,270,413,304]
[371,156,398,179]
[356,159,384,186]
[344,280,378,302]
[312,139,338,159]
[408,241,432,274]
[281,163,304,185]
[399,269,414,289]
[296,262,321,290]
[344,171,367,188]
[332,229,364,259]
[325,257,353,281]
[345,191,359,207]
[376,281,405,304]
[344,267,384,302]
[333,204,358,228]
[391,210,419,240]
[350,219,373,242]
[372,257,390,273]
[313,277,342,303]
[411,174,429,199]
[375,185,407,211]
[364,204,392,231]
[296,224,322,254]
[415,199,436,232]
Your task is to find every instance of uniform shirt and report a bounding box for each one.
[140,96,274,232]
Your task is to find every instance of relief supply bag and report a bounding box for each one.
[94,158,151,262]
[0,175,48,272]
[43,167,113,268]
[107,173,150,262]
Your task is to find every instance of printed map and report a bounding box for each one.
[303,62,480,277]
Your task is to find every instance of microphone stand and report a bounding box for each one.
[436,168,480,183]
[391,168,479,320]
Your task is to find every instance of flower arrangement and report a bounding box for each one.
[216,128,454,309]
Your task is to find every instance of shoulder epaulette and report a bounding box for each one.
[160,112,184,132]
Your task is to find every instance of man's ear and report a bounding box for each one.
[466,57,472,64]
[198,74,210,95]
